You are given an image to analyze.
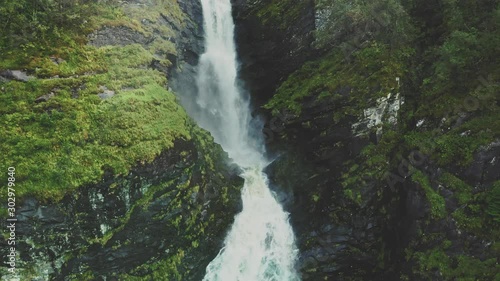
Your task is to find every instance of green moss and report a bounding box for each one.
[265,42,412,115]
[0,43,190,203]
[92,0,185,39]
[0,0,193,207]
[252,0,310,29]
[436,175,499,237]
[412,170,446,219]
[415,248,499,281]
[340,130,402,205]
[439,172,472,205]
[448,185,499,239]
[486,181,500,222]
[121,249,186,280]
[66,268,96,281]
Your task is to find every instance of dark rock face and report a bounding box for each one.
[177,0,205,57]
[231,0,317,105]
[0,0,246,279]
[462,141,500,185]
[169,0,204,111]
[265,95,500,280]
[265,115,388,280]
[2,138,242,280]
[234,2,499,280]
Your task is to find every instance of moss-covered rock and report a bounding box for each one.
[0,131,242,280]
[235,0,500,280]
[1,0,244,279]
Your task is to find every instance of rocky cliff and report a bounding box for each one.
[233,0,500,280]
[0,0,243,280]
[1,0,498,280]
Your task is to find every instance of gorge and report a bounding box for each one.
[1,0,499,280]
[184,0,299,280]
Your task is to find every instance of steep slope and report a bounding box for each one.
[0,0,242,280]
[234,0,500,280]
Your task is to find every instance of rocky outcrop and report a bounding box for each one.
[264,96,395,280]
[168,0,205,114]
[0,70,34,82]
[264,88,499,280]
[231,0,317,105]
[237,1,499,280]
[0,0,245,280]
[1,134,242,280]
[88,26,149,47]
[88,0,203,78]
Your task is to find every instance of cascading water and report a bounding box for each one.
[180,0,301,280]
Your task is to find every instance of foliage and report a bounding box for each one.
[438,172,471,205]
[0,0,111,62]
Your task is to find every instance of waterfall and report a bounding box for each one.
[180,0,301,280]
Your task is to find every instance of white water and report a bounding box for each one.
[183,0,301,280]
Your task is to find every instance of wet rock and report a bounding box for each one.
[3,139,242,280]
[169,0,207,107]
[406,184,428,219]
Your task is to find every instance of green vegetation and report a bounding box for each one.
[0,1,244,279]
[438,172,472,205]
[0,0,183,67]
[251,0,310,29]
[0,44,190,202]
[315,0,414,49]
[121,249,186,280]
[265,42,412,115]
[487,181,500,222]
[265,0,499,198]
[0,0,192,203]
[411,171,446,219]
[415,248,499,281]
[262,0,499,279]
